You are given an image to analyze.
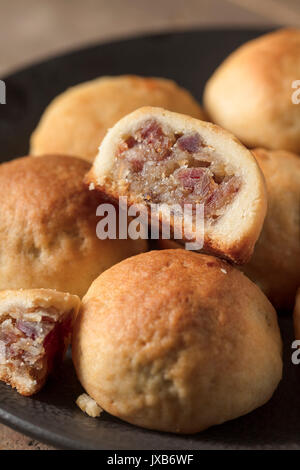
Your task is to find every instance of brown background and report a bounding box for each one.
[0,0,299,451]
[1,0,300,77]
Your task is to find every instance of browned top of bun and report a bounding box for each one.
[74,249,282,433]
[204,28,300,152]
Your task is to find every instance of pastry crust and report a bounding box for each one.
[0,155,147,297]
[155,239,182,250]
[30,75,205,162]
[72,249,282,434]
[242,148,300,311]
[87,106,267,264]
[0,288,80,396]
[204,28,300,153]
[0,288,80,319]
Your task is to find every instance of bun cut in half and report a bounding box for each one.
[87,107,267,264]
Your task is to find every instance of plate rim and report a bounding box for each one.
[1,26,275,81]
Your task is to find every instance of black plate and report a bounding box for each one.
[0,29,298,450]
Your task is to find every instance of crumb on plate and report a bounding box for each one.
[76,393,103,418]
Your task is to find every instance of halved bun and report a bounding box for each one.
[87,107,267,263]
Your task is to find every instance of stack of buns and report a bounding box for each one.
[1,28,300,436]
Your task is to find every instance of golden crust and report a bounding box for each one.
[87,106,267,264]
[242,148,300,311]
[204,28,300,153]
[0,288,80,320]
[30,75,205,163]
[73,249,282,434]
[0,155,147,297]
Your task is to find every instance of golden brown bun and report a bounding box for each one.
[242,148,300,311]
[0,288,80,396]
[73,249,282,434]
[204,28,300,153]
[0,155,147,297]
[293,288,300,340]
[87,106,267,264]
[30,75,205,163]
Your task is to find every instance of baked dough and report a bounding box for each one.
[204,28,300,153]
[72,249,282,434]
[0,155,147,297]
[76,393,103,418]
[30,75,205,162]
[87,106,267,264]
[0,288,80,395]
[242,148,300,311]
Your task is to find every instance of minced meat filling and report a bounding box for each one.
[0,308,72,374]
[115,119,241,219]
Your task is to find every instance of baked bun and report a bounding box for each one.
[293,288,300,340]
[87,106,267,264]
[30,75,205,163]
[0,155,146,297]
[242,148,300,311]
[204,28,300,153]
[0,288,80,396]
[72,249,282,434]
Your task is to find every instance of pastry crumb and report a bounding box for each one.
[220,268,227,274]
[89,182,95,191]
[76,393,103,418]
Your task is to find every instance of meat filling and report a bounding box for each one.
[114,120,241,220]
[0,307,73,388]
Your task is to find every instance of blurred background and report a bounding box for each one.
[1,0,300,76]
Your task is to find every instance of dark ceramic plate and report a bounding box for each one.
[0,29,298,450]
